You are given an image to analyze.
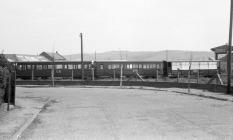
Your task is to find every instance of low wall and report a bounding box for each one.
[16,80,233,94]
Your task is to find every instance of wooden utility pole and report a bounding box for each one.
[227,0,233,94]
[80,33,84,81]
[95,50,96,61]
[51,43,55,87]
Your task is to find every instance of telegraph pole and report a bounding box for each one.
[80,33,84,81]
[95,50,96,61]
[227,0,233,94]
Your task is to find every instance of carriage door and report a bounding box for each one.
[163,61,171,77]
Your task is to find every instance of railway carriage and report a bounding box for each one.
[94,61,164,78]
[15,61,92,80]
[167,60,219,77]
[13,60,219,80]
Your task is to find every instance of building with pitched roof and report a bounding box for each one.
[40,51,66,62]
[4,54,49,62]
[218,53,233,73]
[210,44,233,60]
[211,45,233,73]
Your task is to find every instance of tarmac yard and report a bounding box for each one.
[9,87,233,140]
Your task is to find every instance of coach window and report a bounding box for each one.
[42,65,47,69]
[192,62,198,69]
[100,64,104,69]
[89,64,92,69]
[147,64,150,69]
[68,64,73,69]
[56,65,62,69]
[37,65,43,70]
[84,64,88,69]
[48,65,52,69]
[21,65,26,70]
[27,65,31,70]
[133,64,138,69]
[207,62,210,69]
[148,64,151,69]
[107,65,111,69]
[200,62,208,69]
[149,64,153,69]
[17,65,21,70]
[19,65,23,70]
[172,63,178,70]
[143,64,146,69]
[63,65,68,69]
[18,65,23,70]
[126,64,131,69]
[209,62,217,69]
[143,64,147,69]
[130,64,132,69]
[152,64,156,69]
[138,64,142,69]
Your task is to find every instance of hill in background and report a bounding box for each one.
[64,50,215,61]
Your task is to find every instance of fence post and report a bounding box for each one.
[11,73,15,105]
[216,70,218,85]
[177,69,179,83]
[120,64,123,87]
[51,69,54,87]
[31,69,34,81]
[188,70,191,93]
[71,69,74,81]
[7,76,11,111]
[113,69,116,81]
[92,68,95,81]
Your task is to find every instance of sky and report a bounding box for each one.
[0,0,230,55]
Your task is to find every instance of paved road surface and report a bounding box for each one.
[17,87,233,140]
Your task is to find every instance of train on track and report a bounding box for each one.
[13,60,219,80]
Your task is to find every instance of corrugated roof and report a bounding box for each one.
[211,45,233,53]
[40,51,66,61]
[4,54,18,62]
[16,55,49,62]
